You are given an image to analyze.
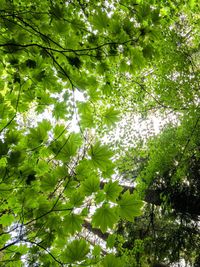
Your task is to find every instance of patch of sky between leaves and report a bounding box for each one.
[34,90,179,152]
[16,89,86,137]
[103,111,179,151]
[14,85,180,155]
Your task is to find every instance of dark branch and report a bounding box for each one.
[23,239,65,266]
[83,220,109,241]
[0,240,19,252]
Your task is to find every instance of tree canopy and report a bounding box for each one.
[0,0,199,266]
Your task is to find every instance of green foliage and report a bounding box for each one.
[89,142,114,172]
[40,173,58,192]
[63,213,83,235]
[0,214,15,227]
[103,254,123,267]
[81,175,100,195]
[69,190,84,207]
[53,101,67,119]
[103,107,120,127]
[104,181,123,202]
[78,102,95,129]
[106,234,117,249]
[0,0,199,265]
[92,204,119,233]
[64,239,90,263]
[118,191,144,221]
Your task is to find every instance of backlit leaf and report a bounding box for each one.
[81,175,100,195]
[63,214,83,235]
[103,254,123,267]
[118,191,143,221]
[104,181,123,202]
[89,142,113,171]
[103,107,120,127]
[64,239,89,263]
[92,204,118,233]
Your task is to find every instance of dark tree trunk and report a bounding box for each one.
[145,189,200,216]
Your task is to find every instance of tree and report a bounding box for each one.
[0,0,199,266]
[114,110,200,266]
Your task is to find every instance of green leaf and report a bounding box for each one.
[129,47,145,71]
[95,190,106,204]
[50,4,65,20]
[0,157,7,167]
[104,181,122,202]
[101,83,112,96]
[0,234,11,248]
[142,45,154,59]
[19,188,39,209]
[78,102,94,129]
[58,133,82,160]
[75,159,94,180]
[53,124,66,138]
[81,207,89,217]
[16,245,29,255]
[64,239,89,263]
[106,234,117,248]
[89,142,113,171]
[63,214,83,235]
[88,87,100,101]
[189,0,196,8]
[118,191,143,221]
[101,162,115,178]
[69,190,84,207]
[38,119,52,132]
[52,166,69,181]
[92,10,109,30]
[53,21,69,34]
[92,204,118,233]
[92,245,101,257]
[53,101,67,119]
[40,173,57,192]
[34,199,52,218]
[81,175,100,195]
[0,183,12,197]
[8,150,25,166]
[103,254,123,267]
[103,107,120,127]
[27,120,51,148]
[35,160,49,176]
[0,214,15,227]
[5,131,20,145]
[80,112,94,129]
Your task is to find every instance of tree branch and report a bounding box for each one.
[0,240,19,252]
[23,239,65,266]
[83,220,109,241]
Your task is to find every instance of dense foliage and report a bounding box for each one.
[0,0,199,266]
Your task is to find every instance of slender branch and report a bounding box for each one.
[44,48,74,88]
[0,37,138,53]
[23,239,65,266]
[131,80,178,110]
[24,206,73,226]
[0,42,68,53]
[14,15,65,50]
[0,225,19,237]
[48,133,72,162]
[0,114,16,134]
[0,240,19,252]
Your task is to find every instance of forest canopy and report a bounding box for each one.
[0,0,199,266]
